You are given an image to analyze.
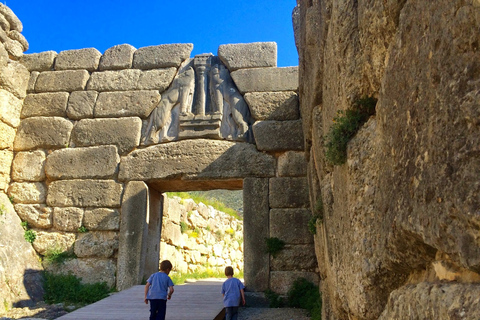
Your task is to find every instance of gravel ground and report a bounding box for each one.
[238,307,311,320]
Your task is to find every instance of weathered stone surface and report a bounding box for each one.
[0,13,9,31]
[14,117,73,151]
[0,193,44,308]
[21,92,69,118]
[35,70,90,92]
[0,61,29,98]
[4,39,24,59]
[231,67,298,93]
[0,120,15,149]
[270,271,319,295]
[161,220,182,247]
[45,258,116,288]
[0,4,22,32]
[95,90,161,118]
[19,51,57,72]
[253,120,304,152]
[133,44,193,69]
[53,207,84,232]
[0,149,13,190]
[8,30,28,51]
[83,208,120,231]
[270,208,313,244]
[0,44,9,68]
[379,283,480,320]
[0,88,23,127]
[243,178,270,291]
[244,91,299,121]
[119,139,276,181]
[70,117,142,154]
[277,151,307,177]
[74,231,118,258]
[45,145,119,180]
[12,150,46,182]
[47,180,123,208]
[14,204,52,228]
[32,230,76,255]
[136,68,177,91]
[8,182,46,204]
[66,91,97,120]
[218,42,277,71]
[269,177,309,208]
[99,44,136,70]
[117,181,148,290]
[55,48,102,71]
[27,71,39,93]
[86,69,141,91]
[270,244,317,271]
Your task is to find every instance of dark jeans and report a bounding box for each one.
[225,306,239,320]
[149,299,167,320]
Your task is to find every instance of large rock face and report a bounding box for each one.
[296,0,480,319]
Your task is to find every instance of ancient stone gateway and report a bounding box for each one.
[11,42,318,294]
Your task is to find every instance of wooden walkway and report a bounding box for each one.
[57,279,225,320]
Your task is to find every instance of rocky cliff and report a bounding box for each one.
[295,0,480,319]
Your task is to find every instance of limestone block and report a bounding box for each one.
[270,271,319,294]
[47,180,123,208]
[277,151,307,177]
[0,121,15,149]
[0,4,22,32]
[70,117,142,155]
[83,208,120,231]
[19,51,57,72]
[270,208,313,244]
[163,196,185,222]
[27,71,39,93]
[161,220,182,247]
[95,90,161,118]
[8,182,46,204]
[119,139,275,181]
[4,39,23,59]
[0,61,29,98]
[0,45,9,68]
[0,149,12,190]
[231,67,298,93]
[269,177,309,208]
[218,42,277,71]
[52,207,84,231]
[0,89,23,127]
[244,91,299,121]
[133,43,193,69]
[253,120,305,152]
[21,92,69,118]
[45,258,116,288]
[35,70,90,92]
[243,178,270,291]
[14,204,52,229]
[32,230,76,255]
[66,91,97,120]
[55,48,102,71]
[12,150,46,182]
[0,13,9,31]
[74,231,118,258]
[137,68,177,91]
[99,44,136,70]
[86,69,141,91]
[13,117,73,151]
[8,30,28,51]
[0,27,8,43]
[45,145,119,180]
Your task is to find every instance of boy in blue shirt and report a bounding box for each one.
[144,260,174,320]
[221,266,245,320]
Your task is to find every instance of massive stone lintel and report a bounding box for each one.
[218,42,277,71]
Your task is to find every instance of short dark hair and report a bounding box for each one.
[225,266,234,276]
[160,260,173,271]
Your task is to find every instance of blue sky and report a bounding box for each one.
[7,1,298,67]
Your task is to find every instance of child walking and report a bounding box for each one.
[144,260,175,320]
[221,266,245,320]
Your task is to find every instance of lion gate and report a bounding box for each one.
[11,42,318,294]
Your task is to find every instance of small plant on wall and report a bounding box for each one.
[265,237,286,258]
[21,221,36,243]
[308,198,324,235]
[324,96,377,165]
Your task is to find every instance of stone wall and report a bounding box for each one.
[160,195,243,275]
[295,0,480,319]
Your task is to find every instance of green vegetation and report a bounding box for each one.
[265,237,285,258]
[8,196,14,204]
[308,198,324,235]
[170,269,244,286]
[324,96,377,165]
[43,272,112,304]
[166,192,241,220]
[43,247,76,265]
[0,204,5,215]
[21,221,36,243]
[180,221,188,234]
[77,226,88,233]
[265,289,285,308]
[287,278,322,320]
